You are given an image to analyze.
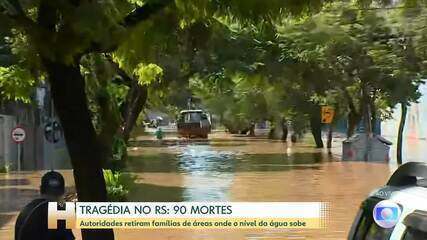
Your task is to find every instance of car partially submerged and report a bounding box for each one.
[348,162,427,240]
[177,110,211,138]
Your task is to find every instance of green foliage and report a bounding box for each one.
[112,135,127,162]
[2,0,427,143]
[274,1,424,124]
[0,163,11,173]
[133,63,163,85]
[186,0,427,136]
[81,54,122,134]
[103,169,135,201]
[6,29,40,70]
[106,83,129,107]
[0,65,35,103]
[114,7,180,70]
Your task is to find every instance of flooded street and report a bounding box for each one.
[0,133,395,239]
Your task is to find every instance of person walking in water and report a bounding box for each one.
[15,171,75,240]
[155,127,164,140]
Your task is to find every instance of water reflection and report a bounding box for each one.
[127,182,185,202]
[127,142,338,202]
[128,149,334,173]
[175,145,235,201]
[175,144,236,173]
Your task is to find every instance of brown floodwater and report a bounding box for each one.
[0,133,395,239]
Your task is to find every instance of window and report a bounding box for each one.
[180,112,202,123]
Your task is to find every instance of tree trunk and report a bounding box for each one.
[397,103,407,165]
[268,127,276,139]
[347,111,356,137]
[98,100,122,168]
[370,95,377,135]
[310,105,324,148]
[281,118,288,142]
[121,82,148,142]
[361,83,372,161]
[268,117,279,139]
[362,84,373,136]
[327,125,333,149]
[248,122,255,136]
[108,58,149,143]
[344,89,360,138]
[291,134,297,143]
[45,60,114,240]
[97,88,122,167]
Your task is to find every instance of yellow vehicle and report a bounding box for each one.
[177,110,211,138]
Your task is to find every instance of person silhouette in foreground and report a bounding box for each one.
[15,171,75,240]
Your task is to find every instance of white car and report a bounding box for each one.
[348,162,427,240]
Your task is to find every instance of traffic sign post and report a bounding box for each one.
[44,121,61,143]
[321,106,335,151]
[12,126,26,143]
[11,126,26,171]
[321,106,335,124]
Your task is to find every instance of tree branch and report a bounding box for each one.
[86,0,174,53]
[104,54,148,142]
[105,55,133,86]
[0,0,24,16]
[1,0,41,35]
[123,0,174,28]
[343,88,359,116]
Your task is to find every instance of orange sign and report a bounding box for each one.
[321,106,335,123]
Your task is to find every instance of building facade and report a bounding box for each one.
[0,84,71,171]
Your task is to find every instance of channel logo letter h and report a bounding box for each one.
[48,202,76,229]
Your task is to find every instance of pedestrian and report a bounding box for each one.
[15,171,75,240]
[155,127,164,140]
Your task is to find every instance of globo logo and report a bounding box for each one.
[373,200,401,229]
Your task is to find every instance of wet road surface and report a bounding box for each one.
[0,133,395,239]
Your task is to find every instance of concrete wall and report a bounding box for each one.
[0,114,17,168]
[0,87,71,171]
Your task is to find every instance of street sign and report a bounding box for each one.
[11,126,26,143]
[321,106,335,124]
[44,121,62,143]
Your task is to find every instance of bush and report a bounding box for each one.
[0,164,10,173]
[103,169,135,201]
[105,136,128,171]
[112,136,127,162]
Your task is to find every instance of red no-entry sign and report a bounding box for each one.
[11,126,26,143]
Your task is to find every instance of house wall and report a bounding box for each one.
[0,85,71,171]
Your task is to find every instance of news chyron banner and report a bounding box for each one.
[48,202,329,230]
